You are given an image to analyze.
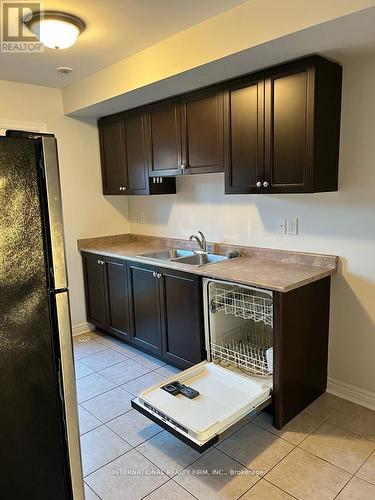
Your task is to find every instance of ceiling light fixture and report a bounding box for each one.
[24,11,85,49]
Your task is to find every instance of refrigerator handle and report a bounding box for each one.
[41,136,68,290]
[55,292,84,500]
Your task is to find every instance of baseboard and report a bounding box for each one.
[72,322,95,337]
[327,377,375,411]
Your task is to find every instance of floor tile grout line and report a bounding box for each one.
[78,384,120,405]
[81,403,133,428]
[249,416,315,447]
[138,476,201,500]
[332,473,356,499]
[74,345,109,359]
[263,478,300,500]
[216,437,295,480]
[83,480,105,500]
[79,350,132,370]
[295,416,375,474]
[352,474,375,488]
[138,479,171,500]
[75,363,166,405]
[134,439,212,481]
[293,444,363,476]
[84,449,133,480]
[170,477,201,500]
[104,415,163,448]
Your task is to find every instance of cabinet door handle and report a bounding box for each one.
[263,181,270,188]
[97,259,101,265]
[119,186,123,191]
[256,181,262,188]
[180,164,187,172]
[152,272,157,277]
[157,273,162,279]
[123,186,127,191]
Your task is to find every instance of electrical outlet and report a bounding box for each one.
[287,217,298,235]
[278,218,287,234]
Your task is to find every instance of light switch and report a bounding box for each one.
[287,217,298,235]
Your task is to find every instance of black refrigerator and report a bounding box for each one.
[0,134,84,499]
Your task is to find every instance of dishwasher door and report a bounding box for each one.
[132,361,271,452]
[131,278,273,453]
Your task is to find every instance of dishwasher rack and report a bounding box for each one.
[210,324,273,376]
[210,286,273,326]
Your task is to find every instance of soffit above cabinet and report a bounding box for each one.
[61,2,375,116]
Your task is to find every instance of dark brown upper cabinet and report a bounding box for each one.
[146,98,183,177]
[99,116,126,195]
[124,111,149,195]
[224,78,264,194]
[99,55,341,194]
[225,56,342,194]
[180,87,224,175]
[99,111,176,195]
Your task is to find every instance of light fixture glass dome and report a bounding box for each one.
[25,11,85,50]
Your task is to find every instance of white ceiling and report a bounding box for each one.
[0,0,249,88]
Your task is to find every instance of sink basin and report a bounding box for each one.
[139,249,194,260]
[175,253,228,266]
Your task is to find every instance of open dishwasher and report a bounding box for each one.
[131,278,274,452]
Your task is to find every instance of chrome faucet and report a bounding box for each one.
[189,231,207,253]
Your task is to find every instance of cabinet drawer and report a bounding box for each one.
[132,361,271,452]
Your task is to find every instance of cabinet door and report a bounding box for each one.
[146,98,182,177]
[105,258,130,340]
[99,117,126,195]
[159,268,204,369]
[127,262,162,355]
[82,253,108,327]
[264,65,314,193]
[224,79,264,194]
[181,88,224,174]
[124,112,150,194]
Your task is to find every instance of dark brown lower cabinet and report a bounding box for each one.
[82,252,108,328]
[127,262,162,356]
[106,257,130,340]
[82,253,131,340]
[273,276,331,428]
[126,262,205,367]
[159,267,204,368]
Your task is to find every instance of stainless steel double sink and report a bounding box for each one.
[138,248,228,267]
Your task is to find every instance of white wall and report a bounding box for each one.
[129,54,375,398]
[0,80,130,331]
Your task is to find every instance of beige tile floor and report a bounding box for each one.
[74,332,375,500]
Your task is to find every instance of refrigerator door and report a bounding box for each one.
[0,136,77,498]
[55,291,84,500]
[41,136,69,290]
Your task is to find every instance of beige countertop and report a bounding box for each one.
[77,234,338,293]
